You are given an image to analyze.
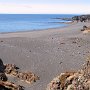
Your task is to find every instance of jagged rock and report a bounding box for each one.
[0,58,7,81]
[0,73,7,81]
[4,64,39,84]
[0,58,5,73]
[4,64,19,76]
[0,81,24,90]
[46,59,90,90]
[81,26,90,34]
[17,72,39,84]
[0,59,39,90]
[0,60,24,90]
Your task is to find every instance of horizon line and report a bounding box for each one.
[0,13,84,15]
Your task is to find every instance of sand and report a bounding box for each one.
[0,22,90,90]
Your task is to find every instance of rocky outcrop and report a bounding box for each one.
[72,15,90,22]
[4,64,39,84]
[81,26,90,34]
[0,81,24,90]
[0,58,39,90]
[0,58,7,81]
[4,64,19,76]
[0,58,5,73]
[0,73,7,81]
[17,72,39,84]
[0,58,24,90]
[46,59,90,90]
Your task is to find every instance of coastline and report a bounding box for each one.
[0,22,90,90]
[0,21,72,34]
[0,21,76,38]
[0,14,75,34]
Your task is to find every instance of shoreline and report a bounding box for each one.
[0,22,76,34]
[0,21,74,34]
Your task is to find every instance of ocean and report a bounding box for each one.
[0,14,75,33]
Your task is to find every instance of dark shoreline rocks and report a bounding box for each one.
[52,18,72,21]
[72,14,90,22]
[52,14,90,23]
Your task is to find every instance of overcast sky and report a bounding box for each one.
[0,0,90,14]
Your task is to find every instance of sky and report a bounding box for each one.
[0,0,90,14]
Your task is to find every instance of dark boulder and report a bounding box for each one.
[0,73,7,81]
[0,58,7,81]
[0,58,5,73]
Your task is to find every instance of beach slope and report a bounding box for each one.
[0,22,90,90]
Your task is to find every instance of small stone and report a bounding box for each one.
[72,41,77,44]
[30,50,31,52]
[86,51,90,53]
[78,46,81,47]
[60,43,65,45]
[59,62,62,64]
[78,52,81,54]
[0,40,3,42]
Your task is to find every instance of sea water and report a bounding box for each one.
[0,14,75,33]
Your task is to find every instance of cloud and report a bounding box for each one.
[0,2,32,13]
[0,2,90,14]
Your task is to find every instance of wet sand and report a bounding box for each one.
[0,22,90,90]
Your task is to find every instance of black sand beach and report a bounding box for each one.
[0,22,90,90]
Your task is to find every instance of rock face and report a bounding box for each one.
[4,64,19,76]
[0,58,24,90]
[0,58,5,73]
[4,64,39,84]
[0,58,7,82]
[17,72,39,84]
[0,81,24,90]
[46,59,90,90]
[0,73,7,81]
[0,58,39,90]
